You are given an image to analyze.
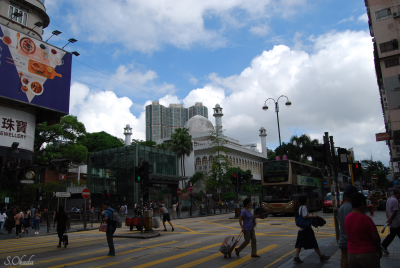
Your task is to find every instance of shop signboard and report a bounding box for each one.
[375,133,390,142]
[298,176,321,187]
[0,106,35,151]
[0,25,72,114]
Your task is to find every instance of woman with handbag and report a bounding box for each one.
[294,194,330,263]
[22,208,31,234]
[53,205,68,248]
[14,208,23,238]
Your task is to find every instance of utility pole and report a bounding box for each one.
[328,133,340,241]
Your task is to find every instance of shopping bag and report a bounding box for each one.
[99,223,108,232]
[153,216,160,228]
[295,206,313,229]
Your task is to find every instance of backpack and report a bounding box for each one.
[108,208,122,228]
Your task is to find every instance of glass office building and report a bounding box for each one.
[87,144,183,208]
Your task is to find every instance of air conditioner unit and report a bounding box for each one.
[394,12,400,17]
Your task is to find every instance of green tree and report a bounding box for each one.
[209,126,227,156]
[34,115,87,164]
[205,154,231,192]
[361,160,390,190]
[170,128,193,177]
[83,131,124,152]
[132,139,157,147]
[156,143,171,150]
[189,172,204,186]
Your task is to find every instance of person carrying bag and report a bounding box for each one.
[53,205,68,248]
[293,194,330,263]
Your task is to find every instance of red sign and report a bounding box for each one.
[282,155,288,160]
[275,156,280,161]
[188,186,193,194]
[59,174,66,181]
[82,188,90,199]
[177,188,182,195]
[180,193,189,200]
[376,133,390,142]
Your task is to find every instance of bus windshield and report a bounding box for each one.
[263,161,289,183]
[266,185,292,200]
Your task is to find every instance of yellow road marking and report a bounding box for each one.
[172,224,200,234]
[131,243,221,268]
[200,221,241,231]
[264,249,296,268]
[175,252,222,268]
[47,241,179,268]
[219,245,279,268]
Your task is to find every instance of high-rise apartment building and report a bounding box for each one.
[146,101,208,141]
[365,0,400,167]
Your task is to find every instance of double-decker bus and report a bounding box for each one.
[261,160,324,216]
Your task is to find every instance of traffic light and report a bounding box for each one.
[313,139,330,165]
[142,161,153,186]
[237,172,243,188]
[337,148,349,175]
[232,173,237,186]
[352,162,363,177]
[135,166,143,183]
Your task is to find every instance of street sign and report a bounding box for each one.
[376,133,390,142]
[282,155,288,160]
[177,188,182,196]
[4,197,9,203]
[59,174,66,181]
[188,186,193,194]
[206,194,212,197]
[275,156,280,161]
[20,180,34,184]
[217,187,221,194]
[55,192,71,198]
[82,188,90,199]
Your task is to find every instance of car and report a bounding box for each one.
[323,192,344,213]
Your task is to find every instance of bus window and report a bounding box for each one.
[265,185,292,200]
[263,161,289,183]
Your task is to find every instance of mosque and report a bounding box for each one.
[156,104,269,189]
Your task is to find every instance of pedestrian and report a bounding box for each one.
[102,200,116,256]
[235,198,260,257]
[71,206,75,211]
[173,202,177,218]
[30,205,36,228]
[381,188,400,254]
[345,192,382,267]
[134,205,141,217]
[158,204,174,231]
[34,209,41,234]
[22,207,31,234]
[53,205,68,248]
[293,194,330,263]
[0,209,7,234]
[125,204,128,216]
[338,185,358,268]
[6,208,15,236]
[176,202,180,218]
[14,208,23,239]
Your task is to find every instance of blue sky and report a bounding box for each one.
[43,0,390,164]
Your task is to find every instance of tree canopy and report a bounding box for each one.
[82,131,124,152]
[361,160,390,190]
[170,128,193,177]
[34,115,88,164]
[132,139,157,147]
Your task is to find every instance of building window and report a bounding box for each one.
[385,58,400,68]
[380,40,399,53]
[8,4,28,26]
[375,8,392,21]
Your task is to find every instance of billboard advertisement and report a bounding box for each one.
[0,25,72,114]
[0,106,35,152]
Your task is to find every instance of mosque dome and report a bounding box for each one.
[184,115,214,135]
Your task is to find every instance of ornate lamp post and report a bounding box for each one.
[262,95,292,159]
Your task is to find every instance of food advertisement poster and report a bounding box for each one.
[0,25,72,114]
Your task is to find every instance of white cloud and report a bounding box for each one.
[358,13,368,23]
[337,16,354,24]
[112,65,157,86]
[49,0,307,53]
[69,82,145,140]
[250,24,271,37]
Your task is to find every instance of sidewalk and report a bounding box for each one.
[275,211,400,268]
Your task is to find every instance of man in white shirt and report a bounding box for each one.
[381,188,400,254]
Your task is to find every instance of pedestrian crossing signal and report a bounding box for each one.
[135,166,143,183]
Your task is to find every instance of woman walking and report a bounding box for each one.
[14,208,23,238]
[22,208,31,234]
[34,209,41,234]
[6,208,15,236]
[0,210,7,234]
[172,202,177,218]
[235,198,260,257]
[53,205,68,248]
[293,194,330,263]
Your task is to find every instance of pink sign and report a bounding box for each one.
[275,156,280,161]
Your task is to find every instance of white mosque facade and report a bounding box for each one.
[155,104,268,189]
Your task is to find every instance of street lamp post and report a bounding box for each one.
[262,95,292,159]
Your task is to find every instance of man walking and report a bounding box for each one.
[338,185,358,268]
[102,201,116,256]
[381,188,400,254]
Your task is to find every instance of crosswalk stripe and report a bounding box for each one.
[175,252,222,268]
[131,243,221,268]
[219,244,279,268]
[264,249,296,268]
[47,241,178,268]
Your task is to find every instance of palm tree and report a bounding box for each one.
[290,134,320,165]
[155,143,171,150]
[170,128,193,177]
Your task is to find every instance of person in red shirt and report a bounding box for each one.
[344,193,382,267]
